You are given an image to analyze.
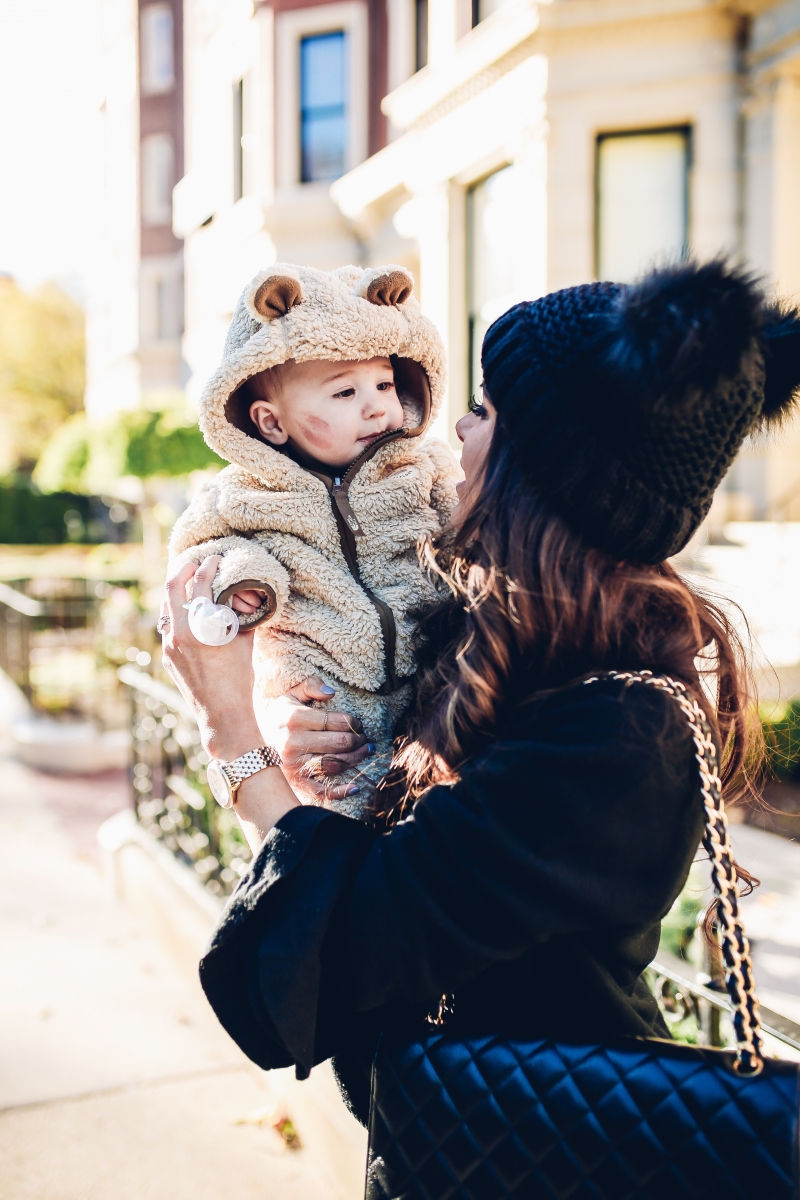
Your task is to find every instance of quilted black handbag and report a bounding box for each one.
[365,672,800,1200]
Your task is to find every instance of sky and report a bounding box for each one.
[0,0,104,300]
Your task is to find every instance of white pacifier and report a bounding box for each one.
[183,597,239,646]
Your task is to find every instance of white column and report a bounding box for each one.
[509,124,548,304]
[772,74,800,302]
[427,0,457,67]
[743,64,800,517]
[402,184,455,442]
[84,0,141,419]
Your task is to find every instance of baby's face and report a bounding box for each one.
[249,357,404,470]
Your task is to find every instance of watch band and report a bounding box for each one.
[221,746,282,791]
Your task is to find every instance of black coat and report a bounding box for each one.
[200,676,704,1125]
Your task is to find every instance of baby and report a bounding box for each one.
[168,263,460,816]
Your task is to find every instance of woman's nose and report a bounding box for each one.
[455,414,469,443]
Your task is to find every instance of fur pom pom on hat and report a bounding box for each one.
[481,260,800,563]
[200,263,445,477]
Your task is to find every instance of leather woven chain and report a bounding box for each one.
[586,670,764,1075]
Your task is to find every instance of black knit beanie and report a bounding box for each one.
[481,260,800,563]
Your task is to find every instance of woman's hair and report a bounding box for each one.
[379,427,762,905]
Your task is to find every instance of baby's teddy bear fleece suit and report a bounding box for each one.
[169,263,460,815]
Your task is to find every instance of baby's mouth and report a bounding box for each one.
[358,431,386,445]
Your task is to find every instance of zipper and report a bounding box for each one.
[322,428,407,694]
[332,477,364,537]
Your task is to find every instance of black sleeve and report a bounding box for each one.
[199,680,701,1076]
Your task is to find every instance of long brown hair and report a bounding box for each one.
[381,432,761,900]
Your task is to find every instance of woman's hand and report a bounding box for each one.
[259,676,373,803]
[161,557,261,759]
[160,556,298,848]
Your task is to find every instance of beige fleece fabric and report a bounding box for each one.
[169,263,460,813]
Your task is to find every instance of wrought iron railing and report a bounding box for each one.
[120,664,800,1056]
[118,665,251,897]
[0,577,101,700]
[649,948,800,1056]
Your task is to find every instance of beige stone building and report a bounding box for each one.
[173,0,401,405]
[331,0,800,523]
[86,0,186,419]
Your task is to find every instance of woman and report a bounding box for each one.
[160,261,800,1141]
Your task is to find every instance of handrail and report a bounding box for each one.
[652,948,800,1053]
[0,582,43,617]
[116,664,195,720]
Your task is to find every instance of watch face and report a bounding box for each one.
[207,760,233,808]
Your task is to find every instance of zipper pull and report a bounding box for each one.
[332,478,364,537]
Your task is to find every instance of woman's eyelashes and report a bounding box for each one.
[468,394,487,418]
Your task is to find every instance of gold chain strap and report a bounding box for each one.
[587,670,764,1075]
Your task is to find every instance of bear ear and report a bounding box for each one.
[245,268,303,321]
[355,266,414,307]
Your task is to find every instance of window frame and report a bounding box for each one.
[299,31,348,184]
[140,2,175,96]
[233,78,244,203]
[275,2,367,189]
[141,132,176,227]
[594,125,692,281]
[466,163,514,400]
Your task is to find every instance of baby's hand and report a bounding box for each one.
[230,588,267,615]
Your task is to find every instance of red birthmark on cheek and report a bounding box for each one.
[298,413,333,451]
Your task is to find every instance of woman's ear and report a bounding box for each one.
[249,399,288,446]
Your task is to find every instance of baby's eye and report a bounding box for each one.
[468,393,487,417]
[376,380,395,392]
[333,386,356,399]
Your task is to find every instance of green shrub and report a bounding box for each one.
[0,481,115,544]
[34,393,222,494]
[760,700,800,782]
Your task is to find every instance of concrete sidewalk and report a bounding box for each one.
[0,755,333,1200]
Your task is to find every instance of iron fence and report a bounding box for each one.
[119,665,251,897]
[0,577,102,699]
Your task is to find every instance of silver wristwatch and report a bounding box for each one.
[206,746,282,808]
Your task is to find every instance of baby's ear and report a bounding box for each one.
[355,265,414,307]
[245,267,303,321]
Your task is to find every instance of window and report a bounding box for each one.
[276,4,367,188]
[596,128,690,281]
[141,133,175,226]
[415,0,428,70]
[141,256,182,343]
[233,78,244,203]
[467,165,520,396]
[300,31,347,183]
[461,0,501,35]
[140,3,174,95]
[156,278,169,339]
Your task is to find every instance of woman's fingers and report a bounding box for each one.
[190,556,221,601]
[288,675,337,704]
[300,778,365,803]
[282,703,363,735]
[300,742,373,775]
[288,727,371,758]
[164,560,198,626]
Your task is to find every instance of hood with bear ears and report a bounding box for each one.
[198,263,447,474]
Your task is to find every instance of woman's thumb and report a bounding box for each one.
[289,675,337,704]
